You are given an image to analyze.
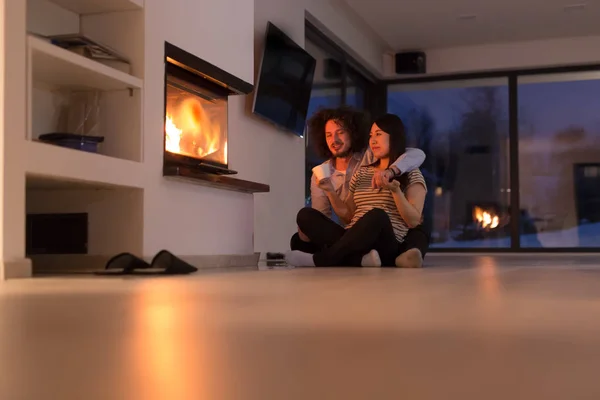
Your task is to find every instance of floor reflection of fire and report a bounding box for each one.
[473,206,500,230]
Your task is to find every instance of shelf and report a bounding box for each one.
[164,166,270,194]
[47,0,143,15]
[26,140,145,189]
[29,35,142,91]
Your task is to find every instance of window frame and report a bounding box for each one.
[305,20,381,116]
[304,21,382,202]
[385,64,600,253]
[306,19,600,252]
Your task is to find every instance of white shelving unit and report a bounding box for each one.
[24,0,146,273]
[29,35,143,91]
[26,140,145,189]
[46,0,143,15]
[26,0,145,186]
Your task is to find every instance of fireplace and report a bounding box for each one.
[163,42,253,177]
[165,70,228,167]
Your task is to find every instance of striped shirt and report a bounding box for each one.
[347,167,427,242]
[310,148,426,226]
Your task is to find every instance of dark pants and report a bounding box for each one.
[397,225,429,258]
[290,207,345,254]
[290,207,430,267]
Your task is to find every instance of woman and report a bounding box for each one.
[285,113,429,268]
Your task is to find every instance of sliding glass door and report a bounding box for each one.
[387,68,600,251]
[517,72,600,249]
[388,78,511,249]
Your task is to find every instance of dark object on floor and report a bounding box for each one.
[134,250,198,275]
[39,133,104,153]
[266,252,286,267]
[95,252,151,275]
[96,250,198,276]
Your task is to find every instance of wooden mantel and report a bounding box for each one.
[163,166,270,194]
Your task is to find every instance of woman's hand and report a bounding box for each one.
[382,179,401,194]
[371,168,395,189]
[317,177,335,193]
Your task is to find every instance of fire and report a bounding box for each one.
[165,114,182,154]
[474,206,499,229]
[164,97,221,159]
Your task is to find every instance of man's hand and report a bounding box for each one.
[372,168,395,189]
[317,177,335,193]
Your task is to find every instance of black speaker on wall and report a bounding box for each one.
[395,51,426,74]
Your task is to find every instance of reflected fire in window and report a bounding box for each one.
[455,203,510,242]
[473,206,500,230]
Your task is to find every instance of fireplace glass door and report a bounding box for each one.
[165,68,228,167]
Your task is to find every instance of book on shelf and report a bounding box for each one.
[67,46,131,74]
[42,33,132,74]
[46,33,129,63]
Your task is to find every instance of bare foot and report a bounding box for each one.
[395,248,423,268]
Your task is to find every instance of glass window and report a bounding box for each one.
[346,68,366,109]
[304,24,378,208]
[305,38,343,115]
[388,78,511,248]
[518,72,600,248]
[304,38,343,203]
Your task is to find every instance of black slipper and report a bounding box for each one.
[95,252,151,275]
[128,250,198,275]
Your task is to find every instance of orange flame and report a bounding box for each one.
[474,206,499,229]
[164,98,222,159]
[165,114,182,154]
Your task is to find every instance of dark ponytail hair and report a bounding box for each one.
[372,113,409,188]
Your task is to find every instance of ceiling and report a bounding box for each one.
[342,0,600,50]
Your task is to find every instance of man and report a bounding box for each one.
[291,106,426,253]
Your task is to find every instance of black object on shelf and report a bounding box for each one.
[26,213,88,255]
[39,132,104,153]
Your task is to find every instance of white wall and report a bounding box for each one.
[142,0,389,256]
[142,0,256,257]
[306,0,388,75]
[0,0,5,278]
[384,35,600,77]
[26,0,78,36]
[1,0,27,277]
[237,0,306,254]
[243,0,389,253]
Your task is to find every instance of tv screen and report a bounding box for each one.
[252,22,316,137]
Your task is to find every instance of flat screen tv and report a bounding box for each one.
[252,22,316,137]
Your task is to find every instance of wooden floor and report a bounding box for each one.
[2,255,600,399]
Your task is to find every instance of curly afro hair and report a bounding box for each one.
[307,106,370,159]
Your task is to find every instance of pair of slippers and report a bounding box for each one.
[95,250,198,276]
